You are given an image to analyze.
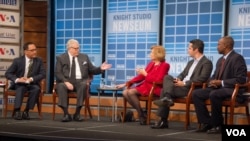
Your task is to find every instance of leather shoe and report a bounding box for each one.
[61,114,72,122]
[139,116,147,125]
[14,111,22,120]
[195,124,212,132]
[151,120,168,129]
[207,126,221,134]
[153,97,174,107]
[22,111,30,120]
[73,114,83,121]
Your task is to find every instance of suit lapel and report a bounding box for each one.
[192,56,204,73]
[21,56,26,76]
[78,55,85,76]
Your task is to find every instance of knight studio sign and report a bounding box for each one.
[222,125,250,141]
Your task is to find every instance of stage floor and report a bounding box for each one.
[0,111,220,141]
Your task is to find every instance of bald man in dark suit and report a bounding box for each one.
[193,36,247,134]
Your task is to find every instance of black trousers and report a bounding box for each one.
[14,83,40,110]
[192,87,234,127]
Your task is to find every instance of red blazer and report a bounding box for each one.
[129,61,170,96]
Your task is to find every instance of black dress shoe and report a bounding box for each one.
[151,120,168,129]
[207,126,221,134]
[22,111,30,120]
[195,124,212,132]
[73,114,83,121]
[139,116,147,125]
[153,97,174,107]
[61,114,72,122]
[14,111,22,120]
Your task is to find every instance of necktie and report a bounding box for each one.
[27,59,33,78]
[70,57,76,83]
[217,58,225,79]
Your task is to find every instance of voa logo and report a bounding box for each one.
[0,47,15,55]
[0,13,16,23]
[226,129,246,136]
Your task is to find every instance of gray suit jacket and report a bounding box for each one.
[177,55,213,88]
[55,53,102,83]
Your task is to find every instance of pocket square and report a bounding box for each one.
[82,61,87,65]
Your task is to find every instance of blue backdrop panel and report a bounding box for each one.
[105,0,160,95]
[164,0,225,77]
[54,0,103,93]
[228,0,250,71]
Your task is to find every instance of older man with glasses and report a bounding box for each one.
[55,39,112,122]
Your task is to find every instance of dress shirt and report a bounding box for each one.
[183,55,203,83]
[24,56,32,78]
[69,54,82,79]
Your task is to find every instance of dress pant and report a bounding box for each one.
[14,83,40,110]
[157,75,189,117]
[192,87,234,127]
[56,79,87,108]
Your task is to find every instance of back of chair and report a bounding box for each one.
[246,71,250,93]
[173,82,204,130]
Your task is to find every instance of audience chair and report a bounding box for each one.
[122,81,162,125]
[173,82,205,130]
[204,71,250,125]
[52,75,93,120]
[3,79,45,119]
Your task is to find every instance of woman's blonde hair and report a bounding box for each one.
[151,45,166,61]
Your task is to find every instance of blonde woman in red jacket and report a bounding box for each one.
[116,45,170,125]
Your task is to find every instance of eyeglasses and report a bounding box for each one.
[70,47,79,50]
[26,49,37,52]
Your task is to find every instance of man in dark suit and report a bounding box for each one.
[5,42,46,120]
[55,39,112,122]
[193,36,247,134]
[151,39,213,129]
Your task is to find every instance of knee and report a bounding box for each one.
[79,82,87,89]
[122,90,128,97]
[192,90,199,99]
[56,83,66,89]
[164,75,174,81]
[209,93,218,101]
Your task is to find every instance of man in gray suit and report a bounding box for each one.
[151,39,213,129]
[5,42,46,120]
[193,36,247,134]
[55,39,111,122]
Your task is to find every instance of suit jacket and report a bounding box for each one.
[177,55,213,88]
[5,56,46,86]
[55,52,102,83]
[129,61,170,96]
[211,50,247,88]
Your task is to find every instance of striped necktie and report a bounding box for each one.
[27,59,33,78]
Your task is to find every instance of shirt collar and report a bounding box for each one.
[194,55,204,62]
[223,50,233,60]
